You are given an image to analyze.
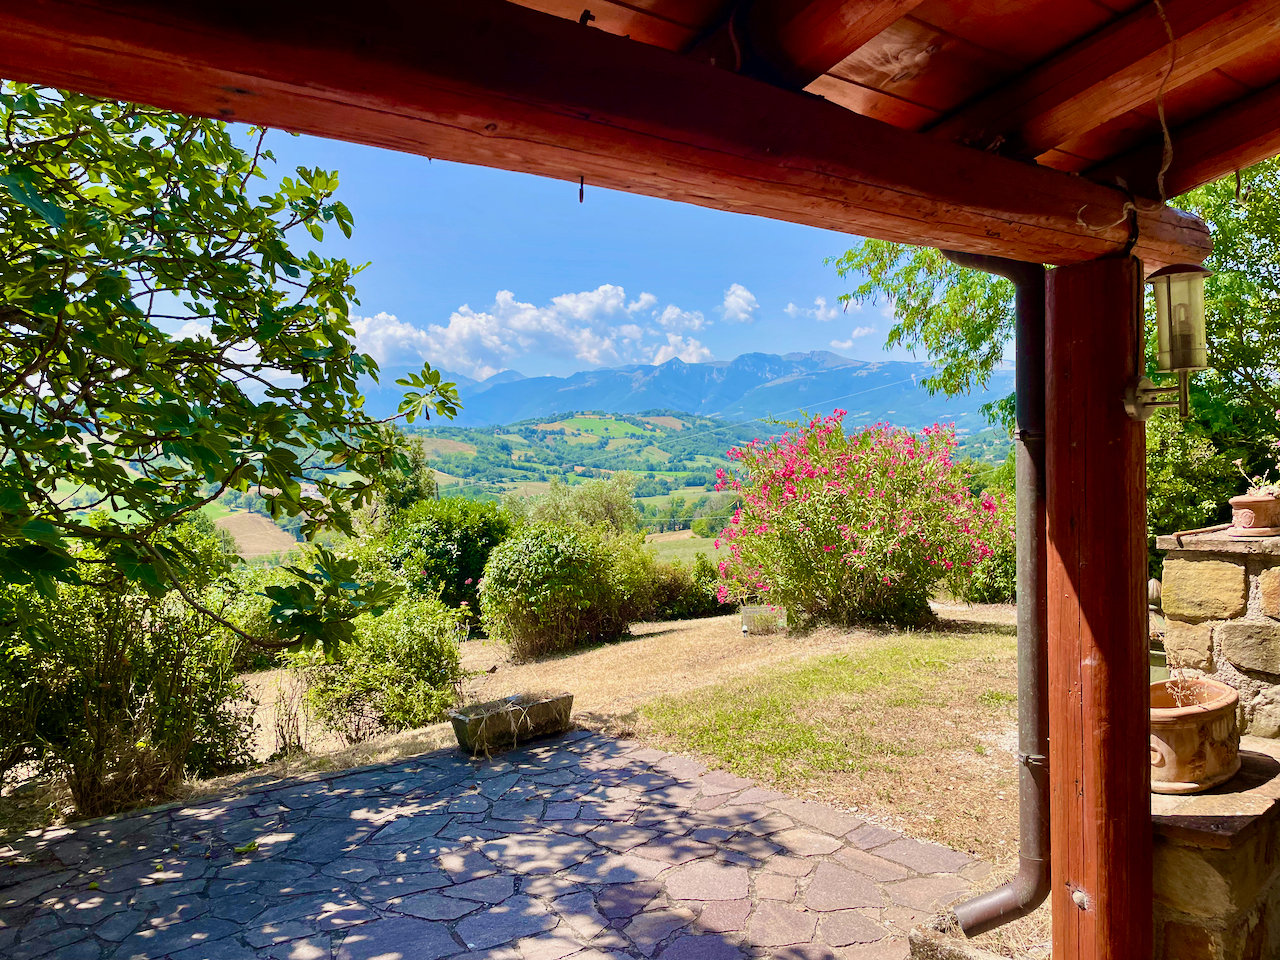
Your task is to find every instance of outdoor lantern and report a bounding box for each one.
[1125,264,1212,420]
[1150,264,1211,375]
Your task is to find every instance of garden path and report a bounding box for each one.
[1,732,988,959]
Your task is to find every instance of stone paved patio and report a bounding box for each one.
[1,731,988,959]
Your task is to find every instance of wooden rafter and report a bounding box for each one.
[0,0,1208,268]
[1088,80,1280,199]
[929,0,1280,159]
[688,0,925,89]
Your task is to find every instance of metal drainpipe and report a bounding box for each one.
[941,251,1050,936]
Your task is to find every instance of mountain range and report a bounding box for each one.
[365,351,1012,430]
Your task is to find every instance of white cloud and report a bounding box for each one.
[655,304,706,331]
[352,284,715,380]
[784,296,839,322]
[720,283,758,323]
[626,292,658,314]
[653,334,713,365]
[829,325,877,350]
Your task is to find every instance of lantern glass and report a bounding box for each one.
[1150,265,1209,373]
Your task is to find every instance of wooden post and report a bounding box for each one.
[1046,255,1151,960]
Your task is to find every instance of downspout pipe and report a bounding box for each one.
[941,251,1050,936]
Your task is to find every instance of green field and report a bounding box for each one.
[645,533,725,565]
[638,485,715,507]
[201,501,234,520]
[545,416,655,438]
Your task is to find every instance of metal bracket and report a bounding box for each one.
[1017,752,1049,769]
[1124,375,1184,421]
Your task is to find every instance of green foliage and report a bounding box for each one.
[363,428,438,529]
[958,526,1016,604]
[0,84,457,644]
[0,523,253,816]
[382,498,511,616]
[299,596,466,745]
[828,243,1016,430]
[1146,411,1239,575]
[505,474,640,534]
[690,517,720,538]
[215,564,304,671]
[261,546,404,659]
[956,451,1017,604]
[479,524,648,659]
[649,554,736,621]
[638,491,738,534]
[1178,160,1280,469]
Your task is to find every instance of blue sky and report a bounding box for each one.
[261,130,916,381]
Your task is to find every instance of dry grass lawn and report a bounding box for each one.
[463,607,1021,864]
[214,511,298,559]
[194,604,1024,865]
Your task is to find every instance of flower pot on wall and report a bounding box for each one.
[1228,493,1280,537]
[1150,677,1241,795]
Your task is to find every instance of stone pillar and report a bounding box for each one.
[1151,738,1280,959]
[1157,532,1280,734]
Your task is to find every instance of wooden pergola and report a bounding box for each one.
[4,2,1280,957]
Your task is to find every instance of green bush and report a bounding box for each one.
[649,553,736,621]
[958,538,1016,603]
[505,474,639,534]
[382,498,511,617]
[1,590,252,817]
[690,517,721,539]
[217,564,301,671]
[479,524,648,659]
[300,596,466,744]
[1146,411,1237,577]
[0,514,255,817]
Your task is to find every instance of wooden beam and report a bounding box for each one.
[0,0,1209,268]
[687,0,925,90]
[1046,255,1152,960]
[930,0,1280,159]
[1088,80,1280,199]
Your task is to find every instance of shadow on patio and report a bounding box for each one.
[0,731,983,959]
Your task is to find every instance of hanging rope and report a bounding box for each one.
[1151,0,1178,204]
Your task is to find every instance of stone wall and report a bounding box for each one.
[1152,738,1280,960]
[1157,532,1280,736]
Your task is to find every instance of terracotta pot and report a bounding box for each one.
[1150,677,1240,795]
[1229,493,1280,531]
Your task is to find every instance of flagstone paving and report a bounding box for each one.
[0,731,989,959]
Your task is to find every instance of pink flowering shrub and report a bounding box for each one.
[715,412,1009,627]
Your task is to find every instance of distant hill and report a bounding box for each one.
[366,351,1010,430]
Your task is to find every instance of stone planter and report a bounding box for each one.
[1150,677,1241,794]
[450,692,573,756]
[1229,493,1280,537]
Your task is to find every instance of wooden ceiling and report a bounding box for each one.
[5,0,1278,267]
[519,0,1280,200]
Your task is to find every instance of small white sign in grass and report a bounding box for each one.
[741,604,787,635]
